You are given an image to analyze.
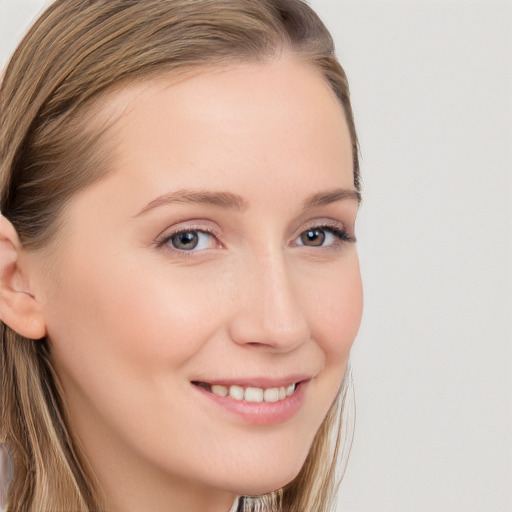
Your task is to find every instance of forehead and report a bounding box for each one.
[77,58,355,217]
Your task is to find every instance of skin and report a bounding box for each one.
[2,57,362,512]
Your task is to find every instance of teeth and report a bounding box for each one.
[207,383,297,402]
[211,384,228,397]
[228,385,244,400]
[245,387,264,402]
[263,388,280,402]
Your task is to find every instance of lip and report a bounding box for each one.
[196,375,312,388]
[191,377,311,426]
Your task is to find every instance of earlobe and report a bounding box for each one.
[0,215,47,340]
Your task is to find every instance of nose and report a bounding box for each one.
[227,250,311,352]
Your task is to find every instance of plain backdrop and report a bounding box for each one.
[1,1,511,511]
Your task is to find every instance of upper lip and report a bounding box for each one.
[192,375,314,388]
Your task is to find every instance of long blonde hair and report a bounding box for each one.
[0,1,359,510]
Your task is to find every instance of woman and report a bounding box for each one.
[0,1,362,511]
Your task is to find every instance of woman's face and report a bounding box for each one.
[34,58,363,508]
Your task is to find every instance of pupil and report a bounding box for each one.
[172,231,198,250]
[301,229,325,246]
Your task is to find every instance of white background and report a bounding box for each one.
[1,1,511,511]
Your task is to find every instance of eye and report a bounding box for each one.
[299,228,330,247]
[164,229,216,251]
[295,226,354,247]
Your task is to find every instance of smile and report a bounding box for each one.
[191,376,310,425]
[192,381,297,403]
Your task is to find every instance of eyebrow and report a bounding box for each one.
[303,188,361,209]
[135,187,360,217]
[135,189,249,216]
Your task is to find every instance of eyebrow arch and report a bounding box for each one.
[303,188,361,209]
[135,187,361,217]
[135,189,248,217]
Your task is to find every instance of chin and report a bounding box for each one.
[226,459,306,497]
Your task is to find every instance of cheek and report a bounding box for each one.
[77,270,218,361]
[305,255,363,364]
[43,250,224,401]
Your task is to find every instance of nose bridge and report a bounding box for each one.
[229,245,311,351]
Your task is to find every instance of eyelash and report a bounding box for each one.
[295,224,356,247]
[156,223,356,257]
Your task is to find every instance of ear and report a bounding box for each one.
[0,215,47,340]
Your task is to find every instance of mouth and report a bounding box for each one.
[191,381,299,403]
[190,377,311,425]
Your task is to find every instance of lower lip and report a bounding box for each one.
[193,381,308,426]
